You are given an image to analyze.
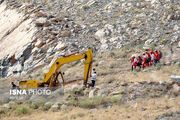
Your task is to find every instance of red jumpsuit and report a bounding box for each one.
[155,52,159,60]
[138,56,142,64]
[131,57,137,70]
[147,52,151,58]
[146,52,151,66]
[137,56,142,69]
[143,55,148,68]
[155,52,160,64]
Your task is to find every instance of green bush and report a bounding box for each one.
[41,104,51,111]
[0,109,5,114]
[29,103,38,109]
[16,106,29,115]
[111,95,122,103]
[79,96,109,108]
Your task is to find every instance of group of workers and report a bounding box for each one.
[131,50,161,71]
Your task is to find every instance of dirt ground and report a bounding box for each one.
[0,50,180,120]
[1,96,180,120]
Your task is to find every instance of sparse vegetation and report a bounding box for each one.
[1,0,180,119]
[111,95,122,103]
[0,108,5,114]
[41,103,51,111]
[79,96,109,108]
[29,103,38,109]
[16,106,29,115]
[150,43,156,50]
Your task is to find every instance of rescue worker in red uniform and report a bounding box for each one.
[142,53,148,69]
[137,54,142,69]
[154,50,160,65]
[131,56,137,71]
[150,50,155,65]
[146,51,151,66]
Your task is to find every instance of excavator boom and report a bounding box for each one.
[19,48,93,89]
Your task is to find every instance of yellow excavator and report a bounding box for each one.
[19,48,93,89]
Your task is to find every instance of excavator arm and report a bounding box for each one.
[19,48,93,89]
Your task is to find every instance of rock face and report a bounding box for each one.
[0,0,180,77]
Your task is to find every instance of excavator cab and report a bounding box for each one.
[19,48,93,89]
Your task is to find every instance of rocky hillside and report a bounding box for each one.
[0,0,180,78]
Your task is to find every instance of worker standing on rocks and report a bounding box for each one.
[142,53,148,69]
[154,50,160,65]
[137,54,142,70]
[131,55,137,71]
[146,51,151,66]
[91,71,97,87]
[150,50,155,65]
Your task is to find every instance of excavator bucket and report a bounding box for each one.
[19,80,40,89]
